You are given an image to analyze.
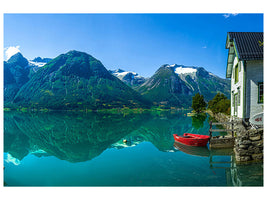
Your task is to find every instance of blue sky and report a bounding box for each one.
[4,13,263,78]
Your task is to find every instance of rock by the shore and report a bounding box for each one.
[208,110,263,163]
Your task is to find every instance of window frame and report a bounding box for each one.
[232,92,235,107]
[234,63,239,84]
[237,88,240,106]
[258,82,263,104]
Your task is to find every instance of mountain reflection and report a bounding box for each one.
[4,111,209,163]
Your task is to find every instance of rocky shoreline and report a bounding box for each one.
[207,111,263,163]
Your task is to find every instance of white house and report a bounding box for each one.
[225,32,263,121]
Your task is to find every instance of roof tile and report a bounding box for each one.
[228,32,263,60]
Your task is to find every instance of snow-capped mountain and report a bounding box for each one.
[137,64,230,108]
[4,50,230,110]
[169,64,197,74]
[4,52,52,103]
[4,47,51,69]
[109,69,146,87]
[164,64,222,91]
[8,51,150,110]
[166,64,219,81]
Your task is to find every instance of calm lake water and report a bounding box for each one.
[4,110,263,186]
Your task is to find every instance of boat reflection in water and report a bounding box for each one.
[173,141,263,186]
[4,111,263,186]
[173,142,210,157]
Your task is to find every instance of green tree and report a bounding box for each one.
[192,93,207,113]
[208,93,230,114]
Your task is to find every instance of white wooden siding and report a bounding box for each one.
[231,57,244,118]
[245,60,264,119]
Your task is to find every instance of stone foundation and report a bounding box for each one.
[209,136,235,148]
[235,127,263,162]
[207,111,264,163]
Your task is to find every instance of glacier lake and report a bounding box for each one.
[4,110,263,186]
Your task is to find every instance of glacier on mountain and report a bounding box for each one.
[109,68,146,86]
[174,66,197,74]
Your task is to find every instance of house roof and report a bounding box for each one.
[226,32,263,60]
[225,32,263,78]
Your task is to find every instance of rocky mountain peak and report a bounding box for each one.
[8,50,150,110]
[137,64,230,108]
[7,52,29,67]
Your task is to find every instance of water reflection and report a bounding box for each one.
[4,111,263,186]
[228,162,263,186]
[5,111,146,162]
[173,141,263,186]
[191,113,207,129]
[5,111,196,162]
[173,142,210,157]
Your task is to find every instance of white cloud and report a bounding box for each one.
[223,13,239,18]
[202,46,207,49]
[4,46,21,60]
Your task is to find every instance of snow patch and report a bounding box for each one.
[208,72,217,77]
[28,60,47,67]
[174,67,197,74]
[113,70,141,79]
[114,71,137,77]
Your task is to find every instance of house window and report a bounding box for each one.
[234,63,239,84]
[258,82,263,103]
[237,88,240,106]
[232,92,235,107]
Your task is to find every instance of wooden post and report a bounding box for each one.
[231,120,234,137]
[209,121,212,139]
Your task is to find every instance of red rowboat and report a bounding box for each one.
[173,133,210,147]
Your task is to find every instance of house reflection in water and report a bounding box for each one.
[4,111,263,186]
[174,142,263,186]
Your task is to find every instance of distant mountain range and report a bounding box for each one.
[4,51,230,110]
[5,51,150,110]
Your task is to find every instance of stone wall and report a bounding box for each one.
[235,127,263,162]
[209,111,231,124]
[209,136,235,148]
[207,110,263,162]
[207,111,232,130]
